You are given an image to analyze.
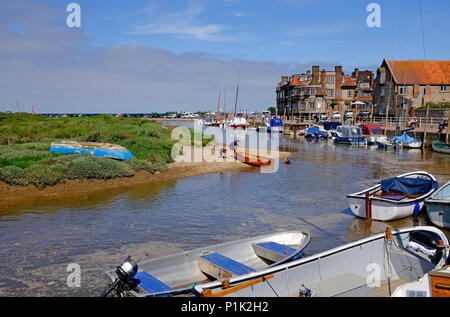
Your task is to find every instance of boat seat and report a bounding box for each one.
[198,253,255,281]
[252,242,297,263]
[131,271,173,295]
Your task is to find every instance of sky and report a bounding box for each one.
[0,0,449,113]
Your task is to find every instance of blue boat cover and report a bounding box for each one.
[323,122,342,131]
[306,127,325,136]
[381,177,438,195]
[270,118,282,127]
[392,133,418,143]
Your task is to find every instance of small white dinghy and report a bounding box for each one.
[346,171,438,221]
[102,231,310,297]
[192,226,449,297]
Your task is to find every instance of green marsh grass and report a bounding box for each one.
[0,113,213,188]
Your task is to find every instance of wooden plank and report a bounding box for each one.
[430,266,450,297]
[201,274,274,297]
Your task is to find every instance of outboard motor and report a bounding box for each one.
[100,256,138,297]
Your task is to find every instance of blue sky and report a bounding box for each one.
[1,0,449,113]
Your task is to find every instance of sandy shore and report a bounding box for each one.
[0,147,291,203]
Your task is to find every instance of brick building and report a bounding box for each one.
[373,59,450,117]
[276,65,374,120]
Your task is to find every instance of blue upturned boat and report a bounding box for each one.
[332,126,362,144]
[50,141,134,160]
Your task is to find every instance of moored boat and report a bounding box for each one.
[425,181,450,229]
[360,123,384,145]
[192,226,449,297]
[376,137,399,150]
[228,117,251,129]
[103,231,311,297]
[304,126,328,139]
[267,118,283,133]
[346,171,438,221]
[432,141,450,154]
[392,129,422,149]
[50,141,134,160]
[332,126,362,145]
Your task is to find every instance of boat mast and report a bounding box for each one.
[223,88,227,121]
[234,71,240,116]
[216,89,221,119]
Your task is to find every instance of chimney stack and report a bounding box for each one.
[312,66,320,81]
[335,66,343,94]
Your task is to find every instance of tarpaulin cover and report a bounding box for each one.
[392,133,418,143]
[381,177,438,195]
[306,127,325,136]
[270,118,282,126]
[323,122,341,131]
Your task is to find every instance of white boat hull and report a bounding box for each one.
[193,226,449,297]
[346,171,438,221]
[401,141,422,149]
[348,196,424,221]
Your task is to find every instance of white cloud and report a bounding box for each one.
[134,0,231,42]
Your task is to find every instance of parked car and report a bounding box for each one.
[331,111,342,120]
[344,110,354,118]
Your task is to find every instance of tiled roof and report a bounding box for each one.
[385,59,450,85]
[341,76,357,87]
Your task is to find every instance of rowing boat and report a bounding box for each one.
[346,171,438,221]
[234,148,272,167]
[50,141,134,160]
[432,141,450,154]
[192,226,449,297]
[104,231,311,297]
[425,181,450,229]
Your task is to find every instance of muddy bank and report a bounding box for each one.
[0,147,291,203]
[0,160,250,203]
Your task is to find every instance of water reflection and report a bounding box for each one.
[0,131,448,296]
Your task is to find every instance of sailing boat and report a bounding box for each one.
[228,72,250,129]
[392,128,422,149]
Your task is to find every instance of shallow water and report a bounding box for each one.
[0,126,449,296]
